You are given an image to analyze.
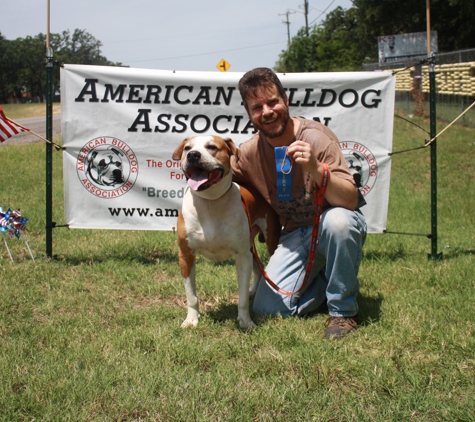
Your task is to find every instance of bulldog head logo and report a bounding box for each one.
[85,146,125,187]
[77,137,138,198]
[340,141,378,197]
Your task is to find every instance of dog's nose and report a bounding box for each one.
[187,150,201,162]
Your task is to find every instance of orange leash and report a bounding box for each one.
[244,163,330,296]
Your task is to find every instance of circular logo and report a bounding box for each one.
[76,137,138,198]
[339,141,378,196]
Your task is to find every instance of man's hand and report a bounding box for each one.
[287,140,358,210]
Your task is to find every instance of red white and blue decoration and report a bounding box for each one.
[1,207,35,262]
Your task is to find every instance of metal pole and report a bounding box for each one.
[279,11,295,46]
[304,1,309,36]
[427,0,442,260]
[428,54,441,260]
[46,0,53,258]
[285,12,291,46]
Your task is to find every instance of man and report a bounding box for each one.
[231,68,367,339]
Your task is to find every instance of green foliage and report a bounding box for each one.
[276,0,475,72]
[0,109,475,420]
[0,35,25,102]
[0,29,124,104]
[275,7,362,73]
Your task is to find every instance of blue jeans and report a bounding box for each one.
[253,207,367,317]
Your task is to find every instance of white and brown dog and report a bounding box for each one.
[172,135,280,330]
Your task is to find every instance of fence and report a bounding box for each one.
[363,48,475,128]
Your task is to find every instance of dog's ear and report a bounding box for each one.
[223,138,237,156]
[172,138,189,160]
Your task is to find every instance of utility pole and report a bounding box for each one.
[279,10,295,46]
[303,1,309,35]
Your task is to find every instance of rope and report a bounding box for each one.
[394,114,430,135]
[424,100,475,147]
[28,129,64,151]
[389,101,475,156]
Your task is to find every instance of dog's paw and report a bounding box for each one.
[237,317,256,332]
[181,308,200,328]
[181,316,199,328]
[181,310,200,328]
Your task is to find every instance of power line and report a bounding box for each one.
[124,41,285,64]
[309,0,337,25]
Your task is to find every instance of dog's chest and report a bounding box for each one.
[182,187,250,261]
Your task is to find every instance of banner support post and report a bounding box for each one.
[428,53,441,260]
[427,0,442,260]
[45,0,53,258]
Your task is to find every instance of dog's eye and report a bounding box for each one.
[184,146,191,151]
[98,159,108,169]
[206,145,218,151]
[114,161,122,168]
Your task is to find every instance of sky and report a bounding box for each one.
[1,0,354,73]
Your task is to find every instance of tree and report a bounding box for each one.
[20,35,47,102]
[0,33,25,102]
[275,0,475,72]
[51,29,121,66]
[275,7,363,72]
[352,0,475,54]
[0,29,124,103]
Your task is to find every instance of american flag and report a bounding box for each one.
[0,106,30,142]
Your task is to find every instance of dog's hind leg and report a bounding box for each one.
[235,252,256,330]
[249,259,261,297]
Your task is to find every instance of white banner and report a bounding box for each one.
[61,65,395,233]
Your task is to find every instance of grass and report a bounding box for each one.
[395,98,475,128]
[1,109,475,421]
[1,103,61,120]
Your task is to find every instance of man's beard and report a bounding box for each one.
[258,108,290,139]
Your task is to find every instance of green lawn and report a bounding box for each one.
[1,103,61,120]
[0,112,474,421]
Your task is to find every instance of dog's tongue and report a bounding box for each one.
[187,168,209,190]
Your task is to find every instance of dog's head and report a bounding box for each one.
[172,135,237,198]
[86,147,125,186]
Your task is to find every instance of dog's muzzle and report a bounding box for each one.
[183,150,224,191]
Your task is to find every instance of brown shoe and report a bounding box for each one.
[324,315,358,339]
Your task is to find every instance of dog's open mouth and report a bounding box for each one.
[185,166,224,191]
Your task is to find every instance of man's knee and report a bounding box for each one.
[321,208,356,238]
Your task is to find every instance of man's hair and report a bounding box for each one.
[238,67,287,112]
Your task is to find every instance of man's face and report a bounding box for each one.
[246,85,290,139]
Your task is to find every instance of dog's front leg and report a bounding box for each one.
[178,245,200,328]
[235,252,256,330]
[182,263,200,328]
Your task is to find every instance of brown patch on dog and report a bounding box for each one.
[176,212,195,278]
